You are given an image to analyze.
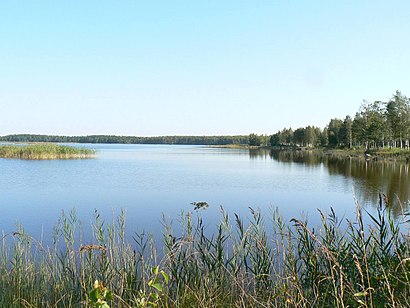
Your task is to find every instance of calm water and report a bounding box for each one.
[0,144,409,241]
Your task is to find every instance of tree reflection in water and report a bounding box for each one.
[248,148,410,216]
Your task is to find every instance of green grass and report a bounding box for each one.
[367,147,410,158]
[316,147,410,162]
[0,197,409,307]
[0,143,95,160]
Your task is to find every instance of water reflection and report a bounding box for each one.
[327,158,410,216]
[249,149,410,215]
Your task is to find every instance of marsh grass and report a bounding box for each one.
[367,148,410,160]
[0,143,95,160]
[0,197,409,307]
[324,147,410,161]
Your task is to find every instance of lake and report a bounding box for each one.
[0,144,409,242]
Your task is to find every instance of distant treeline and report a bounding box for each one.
[250,90,410,149]
[0,134,249,145]
[2,91,409,149]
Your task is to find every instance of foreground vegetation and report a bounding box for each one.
[0,143,95,160]
[1,197,409,307]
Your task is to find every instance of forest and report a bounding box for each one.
[1,91,409,149]
[264,90,410,149]
[0,134,248,145]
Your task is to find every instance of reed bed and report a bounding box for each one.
[0,143,95,160]
[0,196,409,307]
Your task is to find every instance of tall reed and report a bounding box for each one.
[0,196,409,307]
[0,143,95,160]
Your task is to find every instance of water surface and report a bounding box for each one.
[0,145,408,241]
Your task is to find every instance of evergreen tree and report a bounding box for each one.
[327,118,343,147]
[340,116,353,148]
[248,133,261,146]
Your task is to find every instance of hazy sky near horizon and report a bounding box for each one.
[1,1,409,136]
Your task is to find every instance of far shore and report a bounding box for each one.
[208,144,410,162]
[1,140,409,162]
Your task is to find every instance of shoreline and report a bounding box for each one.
[208,144,410,162]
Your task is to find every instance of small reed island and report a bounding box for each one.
[0,143,95,160]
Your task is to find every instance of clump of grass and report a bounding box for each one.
[0,197,409,307]
[0,143,95,160]
[369,147,410,159]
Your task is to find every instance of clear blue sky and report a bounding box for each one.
[1,1,409,136]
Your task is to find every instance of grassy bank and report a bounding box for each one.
[244,145,410,162]
[0,198,409,307]
[366,148,410,160]
[208,144,260,149]
[0,143,95,160]
[321,147,410,160]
